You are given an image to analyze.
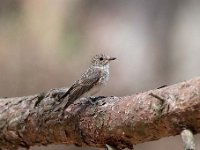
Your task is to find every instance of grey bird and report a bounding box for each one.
[59,53,116,110]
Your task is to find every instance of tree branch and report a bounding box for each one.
[1,77,200,150]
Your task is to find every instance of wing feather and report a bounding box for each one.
[60,68,102,109]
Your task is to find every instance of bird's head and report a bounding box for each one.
[91,53,116,67]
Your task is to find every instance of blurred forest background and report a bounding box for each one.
[0,0,200,150]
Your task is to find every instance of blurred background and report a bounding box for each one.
[0,0,200,150]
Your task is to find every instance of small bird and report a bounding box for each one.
[59,53,116,110]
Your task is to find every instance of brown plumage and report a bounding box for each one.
[59,53,116,110]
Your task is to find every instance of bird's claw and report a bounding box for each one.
[88,96,106,106]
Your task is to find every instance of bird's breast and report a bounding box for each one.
[82,65,110,97]
[99,65,109,85]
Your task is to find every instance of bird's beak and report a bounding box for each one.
[108,57,116,61]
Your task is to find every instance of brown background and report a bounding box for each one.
[0,0,200,149]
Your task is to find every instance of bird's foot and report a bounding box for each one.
[88,96,106,106]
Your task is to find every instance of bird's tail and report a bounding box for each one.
[53,90,70,112]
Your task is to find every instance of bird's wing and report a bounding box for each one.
[68,68,102,100]
[59,68,102,109]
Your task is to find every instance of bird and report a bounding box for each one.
[58,53,116,110]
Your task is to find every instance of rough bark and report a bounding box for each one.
[0,77,200,150]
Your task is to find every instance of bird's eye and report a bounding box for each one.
[99,57,103,61]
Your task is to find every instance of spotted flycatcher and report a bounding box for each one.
[59,53,116,110]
